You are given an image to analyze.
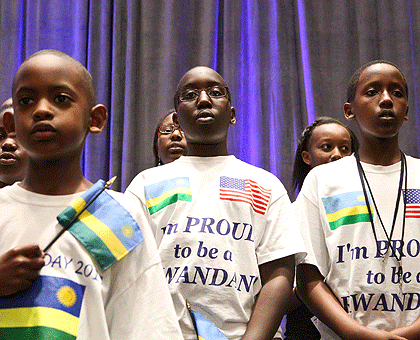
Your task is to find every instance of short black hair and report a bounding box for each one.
[346,60,408,103]
[292,116,359,193]
[14,49,96,108]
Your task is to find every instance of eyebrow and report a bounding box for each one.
[16,84,77,95]
[181,81,223,90]
[364,80,405,89]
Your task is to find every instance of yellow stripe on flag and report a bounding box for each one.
[327,205,369,223]
[70,197,88,212]
[0,306,79,336]
[78,210,128,260]
[146,187,192,208]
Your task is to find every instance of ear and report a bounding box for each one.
[344,102,354,121]
[230,107,236,125]
[301,150,312,166]
[3,111,15,133]
[88,104,108,134]
[172,112,179,125]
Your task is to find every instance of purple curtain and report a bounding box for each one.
[1,0,420,198]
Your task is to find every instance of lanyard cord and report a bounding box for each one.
[354,151,407,262]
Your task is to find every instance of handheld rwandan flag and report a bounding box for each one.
[322,191,372,230]
[0,275,85,339]
[57,180,143,271]
[144,177,192,215]
[188,307,228,340]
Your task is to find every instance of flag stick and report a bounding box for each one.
[186,300,199,340]
[43,176,117,252]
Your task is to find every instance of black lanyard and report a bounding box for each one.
[355,151,407,282]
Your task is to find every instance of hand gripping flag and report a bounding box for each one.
[57,180,143,271]
[187,301,228,340]
[0,275,85,339]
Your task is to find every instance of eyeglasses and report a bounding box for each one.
[158,124,184,135]
[178,86,229,102]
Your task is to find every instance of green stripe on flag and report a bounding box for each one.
[329,213,371,230]
[0,326,76,340]
[70,220,117,270]
[148,193,192,215]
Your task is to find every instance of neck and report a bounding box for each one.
[186,142,229,157]
[357,136,401,165]
[21,156,92,195]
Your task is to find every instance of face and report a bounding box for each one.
[175,67,236,145]
[344,63,408,141]
[0,99,28,184]
[302,123,352,168]
[157,113,187,164]
[12,54,93,161]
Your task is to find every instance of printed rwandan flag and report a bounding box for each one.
[322,191,372,230]
[144,177,192,215]
[57,180,143,271]
[189,309,228,340]
[0,275,85,339]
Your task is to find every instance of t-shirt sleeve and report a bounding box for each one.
[255,186,307,266]
[294,173,330,278]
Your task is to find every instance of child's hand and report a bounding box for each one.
[0,244,45,296]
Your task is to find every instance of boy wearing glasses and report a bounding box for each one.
[126,66,305,340]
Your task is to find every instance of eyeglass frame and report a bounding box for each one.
[158,123,184,135]
[174,85,231,109]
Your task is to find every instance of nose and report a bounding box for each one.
[379,90,393,108]
[196,89,212,109]
[1,137,18,152]
[33,99,54,121]
[330,147,342,161]
[171,127,184,140]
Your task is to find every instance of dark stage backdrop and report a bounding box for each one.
[1,0,420,198]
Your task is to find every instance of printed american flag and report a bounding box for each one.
[403,189,420,218]
[219,176,271,215]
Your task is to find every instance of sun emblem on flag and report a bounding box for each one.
[122,225,134,238]
[357,195,365,202]
[57,285,77,307]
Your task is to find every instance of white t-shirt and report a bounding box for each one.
[0,183,183,340]
[127,155,306,340]
[296,155,420,339]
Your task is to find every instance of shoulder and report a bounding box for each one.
[300,156,357,198]
[231,157,285,188]
[308,155,355,180]
[126,163,176,193]
[405,155,420,167]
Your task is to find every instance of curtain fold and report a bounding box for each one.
[1,0,419,198]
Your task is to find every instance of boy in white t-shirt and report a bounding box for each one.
[0,49,183,340]
[127,66,306,340]
[296,60,419,340]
